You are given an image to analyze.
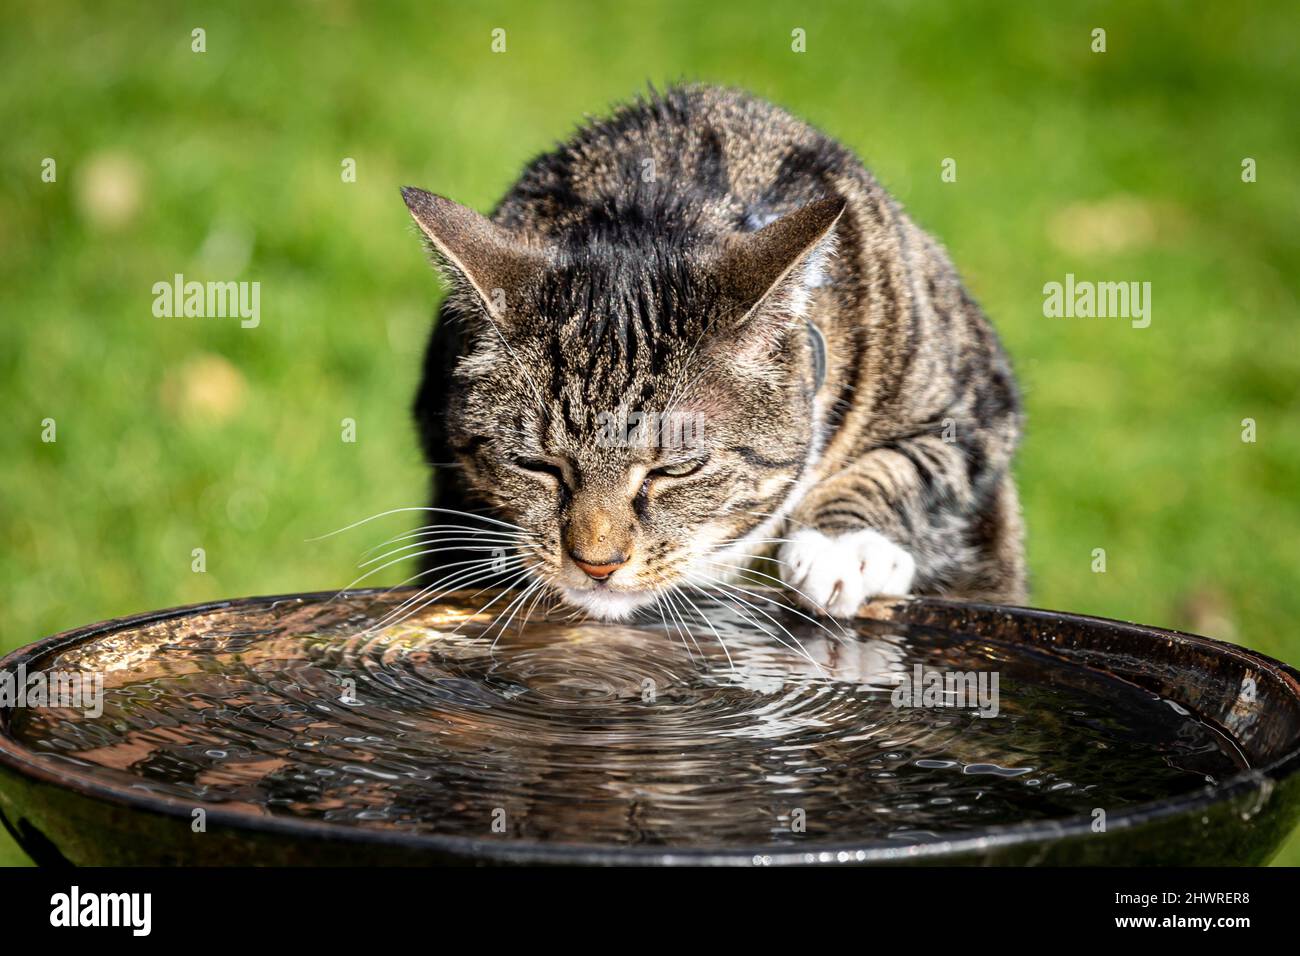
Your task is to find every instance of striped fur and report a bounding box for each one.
[407,85,1025,619]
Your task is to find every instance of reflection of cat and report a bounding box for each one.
[405,86,1024,621]
[724,633,909,698]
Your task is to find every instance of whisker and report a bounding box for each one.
[638,566,704,661]
[340,547,514,596]
[362,525,530,557]
[358,539,518,570]
[309,506,529,542]
[675,584,735,670]
[704,558,851,638]
[374,563,531,636]
[690,573,826,674]
[366,557,524,632]
[488,576,546,650]
[432,567,536,643]
[516,579,553,635]
[643,581,693,662]
[661,586,706,659]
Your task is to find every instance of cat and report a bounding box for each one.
[403,85,1025,622]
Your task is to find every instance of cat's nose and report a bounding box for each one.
[569,551,631,581]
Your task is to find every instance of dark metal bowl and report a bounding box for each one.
[2,589,1298,866]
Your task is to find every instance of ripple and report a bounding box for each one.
[9,591,1245,847]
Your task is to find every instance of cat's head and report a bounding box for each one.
[403,186,842,620]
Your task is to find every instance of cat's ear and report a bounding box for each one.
[401,186,544,324]
[715,196,846,324]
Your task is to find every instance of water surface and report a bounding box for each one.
[10,591,1245,848]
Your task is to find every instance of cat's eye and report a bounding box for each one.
[514,457,567,484]
[648,456,708,480]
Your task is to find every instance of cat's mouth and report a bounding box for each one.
[558,584,659,622]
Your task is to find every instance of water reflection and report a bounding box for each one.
[9,590,1244,847]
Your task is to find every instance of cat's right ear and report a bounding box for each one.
[714,197,846,324]
[401,186,544,324]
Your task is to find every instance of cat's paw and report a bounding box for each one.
[778,527,916,617]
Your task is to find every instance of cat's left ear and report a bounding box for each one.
[401,186,544,325]
[714,196,846,325]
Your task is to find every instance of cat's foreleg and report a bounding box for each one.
[777,436,973,617]
[780,524,916,617]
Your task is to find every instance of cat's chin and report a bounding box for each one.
[560,586,658,622]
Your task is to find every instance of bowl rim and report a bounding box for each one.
[2,587,1298,865]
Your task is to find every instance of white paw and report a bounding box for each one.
[778,527,916,617]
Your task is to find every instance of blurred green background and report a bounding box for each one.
[2,0,1297,865]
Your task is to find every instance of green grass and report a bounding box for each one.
[2,0,1298,865]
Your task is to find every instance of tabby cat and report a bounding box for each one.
[403,85,1025,621]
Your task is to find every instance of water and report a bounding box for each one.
[10,591,1246,849]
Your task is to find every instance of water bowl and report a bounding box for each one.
[1,588,1298,866]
